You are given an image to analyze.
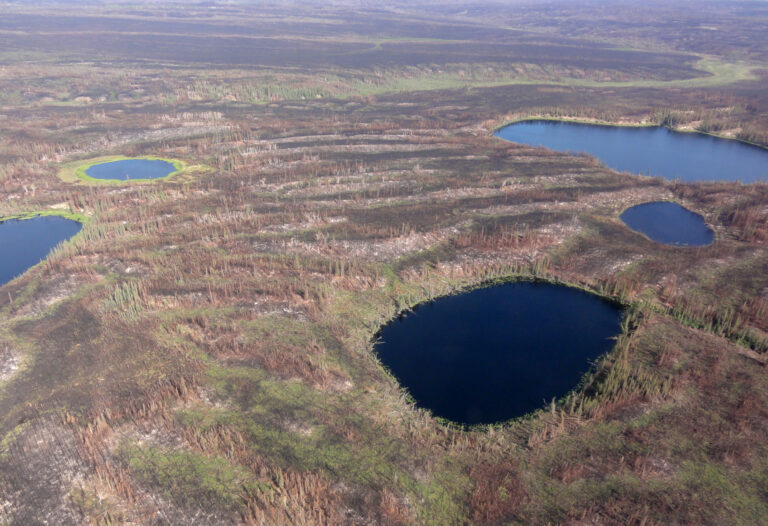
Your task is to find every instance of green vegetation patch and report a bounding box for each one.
[0,208,87,225]
[118,440,271,511]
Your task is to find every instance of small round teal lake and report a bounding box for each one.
[85,159,177,181]
[374,281,624,425]
[0,216,82,287]
[620,201,714,246]
[495,120,768,183]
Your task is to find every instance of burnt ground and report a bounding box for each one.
[0,2,768,524]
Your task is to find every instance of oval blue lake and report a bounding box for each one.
[374,281,624,425]
[0,216,82,287]
[85,159,177,181]
[495,120,768,183]
[620,201,714,246]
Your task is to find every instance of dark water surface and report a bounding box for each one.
[85,159,177,181]
[374,281,624,425]
[495,120,768,183]
[0,216,82,287]
[620,201,714,246]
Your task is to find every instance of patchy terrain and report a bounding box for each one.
[1,1,768,524]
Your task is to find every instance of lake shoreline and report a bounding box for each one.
[494,118,768,182]
[372,275,628,428]
[491,115,768,151]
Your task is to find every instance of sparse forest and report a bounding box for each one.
[0,1,767,524]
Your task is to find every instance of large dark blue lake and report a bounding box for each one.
[495,120,768,183]
[85,159,177,181]
[374,281,624,425]
[620,201,714,246]
[0,216,82,287]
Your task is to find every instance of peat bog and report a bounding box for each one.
[620,201,714,246]
[374,281,624,425]
[495,120,768,182]
[0,216,82,287]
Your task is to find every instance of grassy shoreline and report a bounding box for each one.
[0,209,87,224]
[57,155,188,184]
[370,273,630,431]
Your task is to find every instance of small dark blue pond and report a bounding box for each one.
[85,159,177,181]
[374,281,624,425]
[495,120,768,183]
[0,216,82,287]
[620,201,714,246]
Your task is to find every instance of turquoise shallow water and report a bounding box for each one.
[495,121,768,183]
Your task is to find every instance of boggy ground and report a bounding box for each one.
[1,2,768,525]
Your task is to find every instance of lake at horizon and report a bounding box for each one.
[495,120,768,183]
